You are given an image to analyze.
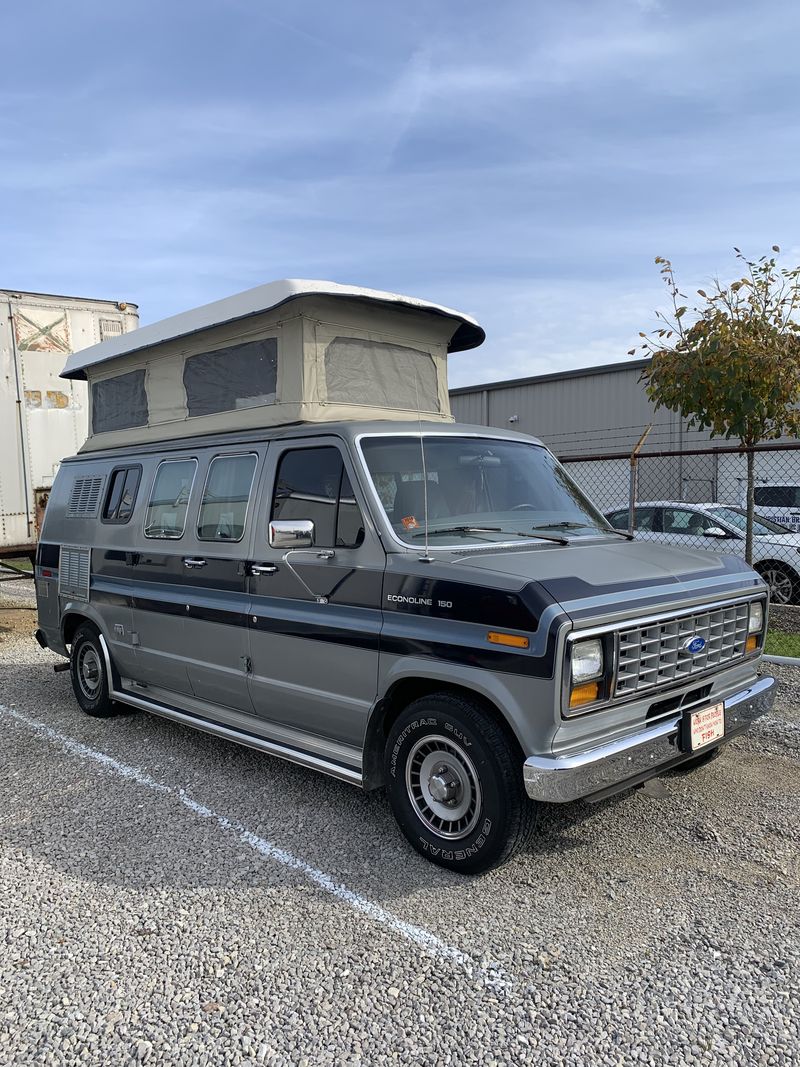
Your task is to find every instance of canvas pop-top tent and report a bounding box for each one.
[60,279,486,452]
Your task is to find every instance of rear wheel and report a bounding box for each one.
[70,623,118,718]
[384,693,537,874]
[755,562,797,605]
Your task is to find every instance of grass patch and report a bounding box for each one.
[0,557,33,573]
[764,629,800,658]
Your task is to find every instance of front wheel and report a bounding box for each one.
[755,562,798,605]
[70,623,118,717]
[384,693,537,874]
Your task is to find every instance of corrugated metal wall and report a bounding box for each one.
[450,363,685,457]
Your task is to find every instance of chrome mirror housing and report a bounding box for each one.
[269,519,315,550]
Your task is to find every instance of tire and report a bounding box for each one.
[69,623,118,718]
[755,562,797,605]
[384,692,537,874]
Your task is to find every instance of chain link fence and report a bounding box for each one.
[560,439,800,663]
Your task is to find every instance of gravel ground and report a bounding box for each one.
[0,593,798,1066]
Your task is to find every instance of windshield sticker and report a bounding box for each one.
[401,515,419,530]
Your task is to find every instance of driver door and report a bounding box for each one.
[246,439,384,754]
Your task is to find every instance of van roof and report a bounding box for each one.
[57,419,543,463]
[60,279,485,381]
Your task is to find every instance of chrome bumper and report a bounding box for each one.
[523,674,778,804]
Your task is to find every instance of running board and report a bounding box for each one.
[97,634,363,788]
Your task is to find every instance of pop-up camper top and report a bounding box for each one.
[61,279,485,451]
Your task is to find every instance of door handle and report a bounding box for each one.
[183,557,207,569]
[250,563,278,576]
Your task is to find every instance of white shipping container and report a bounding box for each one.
[0,290,139,557]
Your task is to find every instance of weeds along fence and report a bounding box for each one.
[559,440,800,664]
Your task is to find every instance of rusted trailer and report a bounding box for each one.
[0,290,138,559]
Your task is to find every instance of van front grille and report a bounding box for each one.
[614,601,751,697]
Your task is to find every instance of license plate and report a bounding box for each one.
[686,702,725,752]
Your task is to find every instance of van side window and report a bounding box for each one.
[197,454,258,541]
[754,486,799,508]
[144,459,197,539]
[271,447,364,549]
[102,466,142,524]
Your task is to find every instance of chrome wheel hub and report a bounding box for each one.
[405,735,482,840]
[76,644,102,700]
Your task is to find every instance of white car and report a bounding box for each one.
[605,501,800,604]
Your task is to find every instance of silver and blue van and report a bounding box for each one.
[34,281,777,873]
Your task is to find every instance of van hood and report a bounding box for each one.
[442,536,760,612]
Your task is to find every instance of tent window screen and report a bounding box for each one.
[91,370,148,433]
[197,454,258,542]
[184,338,278,417]
[324,337,440,412]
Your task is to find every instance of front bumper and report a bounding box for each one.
[523,674,778,804]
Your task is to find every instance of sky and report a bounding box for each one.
[1,0,799,389]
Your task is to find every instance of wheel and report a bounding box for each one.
[755,562,797,605]
[384,692,537,874]
[69,623,118,718]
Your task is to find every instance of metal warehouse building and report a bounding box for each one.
[449,358,800,511]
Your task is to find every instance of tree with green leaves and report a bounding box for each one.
[632,247,800,565]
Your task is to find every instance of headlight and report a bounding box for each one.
[748,601,764,634]
[571,638,604,683]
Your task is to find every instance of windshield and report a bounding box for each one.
[708,506,792,537]
[359,435,612,546]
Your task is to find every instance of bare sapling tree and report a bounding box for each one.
[631,247,800,564]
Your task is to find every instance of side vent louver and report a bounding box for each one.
[99,318,124,340]
[58,546,91,602]
[67,476,104,517]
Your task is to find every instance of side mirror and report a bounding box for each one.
[269,519,315,550]
[703,526,729,538]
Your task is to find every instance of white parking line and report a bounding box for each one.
[0,702,511,991]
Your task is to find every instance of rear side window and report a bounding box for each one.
[103,466,142,524]
[92,370,148,433]
[183,338,278,417]
[144,459,197,539]
[197,454,258,541]
[754,486,800,508]
[271,447,365,548]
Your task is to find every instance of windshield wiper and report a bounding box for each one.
[532,520,634,541]
[532,521,593,530]
[411,525,569,545]
[410,525,503,539]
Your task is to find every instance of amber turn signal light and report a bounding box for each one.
[487,631,530,649]
[569,681,600,708]
[746,634,758,653]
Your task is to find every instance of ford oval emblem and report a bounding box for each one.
[682,636,706,654]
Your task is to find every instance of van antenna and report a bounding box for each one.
[414,371,434,563]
